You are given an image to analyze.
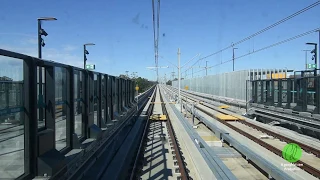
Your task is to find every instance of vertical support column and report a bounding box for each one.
[125,79,127,107]
[111,76,115,120]
[81,71,88,139]
[253,81,257,103]
[77,71,81,114]
[103,75,108,126]
[285,79,291,108]
[132,81,135,103]
[88,72,94,127]
[270,79,274,105]
[97,74,102,127]
[24,58,38,177]
[278,79,282,107]
[260,80,264,104]
[123,79,126,107]
[120,78,123,111]
[44,66,55,146]
[301,77,308,112]
[117,78,120,113]
[66,67,75,149]
[315,76,320,114]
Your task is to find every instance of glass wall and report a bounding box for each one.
[0,57,24,178]
[74,71,82,137]
[55,67,67,151]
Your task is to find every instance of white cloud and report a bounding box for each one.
[0,40,83,73]
[62,45,77,52]
[25,38,38,45]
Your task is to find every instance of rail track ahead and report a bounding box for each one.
[130,86,190,180]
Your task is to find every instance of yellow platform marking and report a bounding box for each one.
[149,114,167,120]
[216,114,238,121]
[201,136,219,141]
[219,105,230,109]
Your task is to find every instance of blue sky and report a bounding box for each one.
[0,0,320,81]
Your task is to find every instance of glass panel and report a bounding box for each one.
[94,74,98,125]
[74,71,82,138]
[0,57,24,178]
[55,67,67,151]
[307,77,315,106]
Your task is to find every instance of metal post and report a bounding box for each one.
[38,20,42,59]
[37,20,43,122]
[232,48,235,71]
[178,48,181,112]
[84,45,86,69]
[315,44,318,77]
[206,61,208,76]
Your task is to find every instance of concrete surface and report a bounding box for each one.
[194,103,318,180]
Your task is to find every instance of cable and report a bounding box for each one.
[152,0,157,80]
[156,0,161,82]
[185,28,320,77]
[184,1,320,73]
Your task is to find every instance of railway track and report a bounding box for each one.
[130,86,190,180]
[165,86,320,179]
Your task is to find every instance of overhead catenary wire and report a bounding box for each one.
[185,28,320,77]
[184,1,320,73]
[152,0,161,82]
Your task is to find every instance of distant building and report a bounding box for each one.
[0,76,13,81]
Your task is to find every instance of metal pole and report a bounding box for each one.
[178,48,181,112]
[38,20,42,59]
[84,45,86,69]
[38,19,43,122]
[232,48,235,71]
[206,61,208,76]
[305,51,308,70]
[315,44,318,77]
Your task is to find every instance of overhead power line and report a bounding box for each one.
[185,1,320,73]
[152,0,161,82]
[185,28,320,77]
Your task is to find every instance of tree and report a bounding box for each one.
[135,77,156,93]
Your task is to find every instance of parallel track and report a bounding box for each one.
[167,86,320,178]
[159,88,189,180]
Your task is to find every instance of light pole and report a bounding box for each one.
[302,50,311,70]
[37,17,57,122]
[306,43,317,76]
[38,17,57,58]
[84,43,95,69]
[232,47,238,71]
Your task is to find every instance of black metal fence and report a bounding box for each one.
[249,73,320,114]
[0,49,136,179]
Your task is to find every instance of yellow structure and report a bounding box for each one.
[185,86,189,90]
[215,113,245,121]
[266,73,286,79]
[149,114,167,121]
[135,86,139,91]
